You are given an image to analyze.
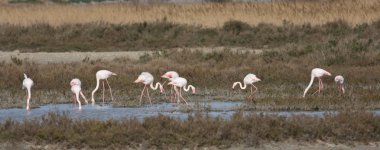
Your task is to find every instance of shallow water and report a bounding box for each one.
[0,101,379,122]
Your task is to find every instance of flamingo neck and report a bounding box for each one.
[150,82,163,92]
[183,85,195,94]
[303,75,315,97]
[233,82,247,89]
[91,78,100,102]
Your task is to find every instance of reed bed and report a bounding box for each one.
[1,111,380,148]
[0,0,380,27]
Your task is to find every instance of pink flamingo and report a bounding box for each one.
[134,72,165,105]
[334,75,345,94]
[161,71,179,103]
[303,68,332,97]
[22,73,34,110]
[91,70,117,105]
[168,77,195,105]
[232,73,261,101]
[70,78,88,109]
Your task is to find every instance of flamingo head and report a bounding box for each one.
[192,87,196,94]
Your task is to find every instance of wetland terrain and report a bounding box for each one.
[1,0,380,149]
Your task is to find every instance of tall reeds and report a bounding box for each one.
[0,0,379,27]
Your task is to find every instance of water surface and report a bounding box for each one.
[1,101,378,122]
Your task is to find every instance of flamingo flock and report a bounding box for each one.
[21,68,345,111]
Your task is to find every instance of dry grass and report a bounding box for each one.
[1,0,380,27]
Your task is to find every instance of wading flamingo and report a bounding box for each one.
[168,77,195,105]
[134,72,165,105]
[334,75,345,95]
[22,74,34,110]
[91,70,117,105]
[161,71,179,103]
[232,73,261,101]
[70,78,88,109]
[303,68,331,97]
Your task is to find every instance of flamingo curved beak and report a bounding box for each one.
[134,79,143,83]
[161,74,172,78]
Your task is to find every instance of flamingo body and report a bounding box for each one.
[168,77,196,104]
[70,78,88,109]
[232,73,261,101]
[91,70,117,105]
[70,78,81,86]
[161,71,180,104]
[22,74,34,110]
[303,68,332,97]
[135,72,164,105]
[334,75,345,94]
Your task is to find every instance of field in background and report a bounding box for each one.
[0,0,380,27]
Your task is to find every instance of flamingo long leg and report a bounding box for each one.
[105,79,114,102]
[72,94,76,106]
[140,85,146,105]
[171,85,176,104]
[173,86,180,104]
[250,84,258,96]
[312,78,321,95]
[25,90,29,110]
[179,88,188,105]
[75,92,82,110]
[146,87,152,105]
[80,91,88,104]
[26,91,30,111]
[247,86,254,99]
[102,81,105,104]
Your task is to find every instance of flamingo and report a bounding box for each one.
[168,77,195,105]
[161,71,179,103]
[91,70,117,105]
[334,75,345,94]
[22,73,34,110]
[232,73,261,101]
[70,78,88,109]
[303,68,332,97]
[134,72,165,105]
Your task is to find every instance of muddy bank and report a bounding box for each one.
[0,47,262,64]
[1,140,378,150]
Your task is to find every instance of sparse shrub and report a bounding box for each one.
[10,56,22,66]
[222,20,250,36]
[323,20,350,37]
[262,50,285,63]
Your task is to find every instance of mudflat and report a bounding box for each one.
[0,47,262,64]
